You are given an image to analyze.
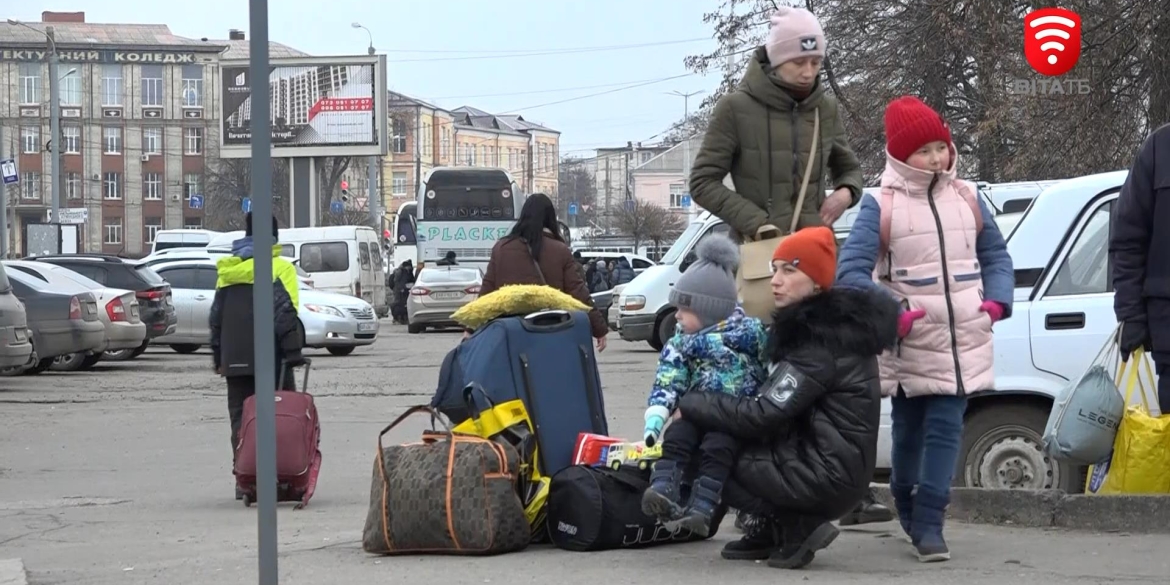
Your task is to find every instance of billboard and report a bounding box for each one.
[218,55,388,158]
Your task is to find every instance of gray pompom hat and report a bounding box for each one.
[669,235,741,328]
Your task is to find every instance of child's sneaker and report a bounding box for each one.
[641,460,684,521]
[675,476,721,537]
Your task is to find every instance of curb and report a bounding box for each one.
[0,559,28,585]
[871,486,1170,533]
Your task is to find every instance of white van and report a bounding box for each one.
[151,229,221,254]
[207,226,388,317]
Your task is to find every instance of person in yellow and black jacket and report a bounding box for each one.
[209,211,305,484]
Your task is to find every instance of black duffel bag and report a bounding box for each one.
[545,464,725,551]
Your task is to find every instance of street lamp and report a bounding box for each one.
[8,18,62,229]
[351,22,374,55]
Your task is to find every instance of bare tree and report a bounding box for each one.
[203,158,291,231]
[613,199,680,252]
[558,159,597,226]
[645,207,688,258]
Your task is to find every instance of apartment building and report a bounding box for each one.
[0,11,227,256]
[382,91,455,216]
[450,106,560,197]
[590,142,670,230]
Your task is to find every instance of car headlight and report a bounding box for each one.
[621,295,646,311]
[303,303,344,318]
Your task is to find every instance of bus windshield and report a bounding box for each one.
[422,170,514,222]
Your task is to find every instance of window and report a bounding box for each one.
[481,145,489,167]
[184,128,203,155]
[20,127,39,154]
[19,63,40,104]
[183,173,200,200]
[144,217,162,244]
[441,127,451,160]
[103,172,122,200]
[143,128,162,154]
[60,70,81,106]
[62,126,80,154]
[299,242,350,272]
[391,118,407,153]
[156,267,194,288]
[184,219,203,230]
[101,64,123,106]
[359,242,372,270]
[181,64,203,107]
[422,121,432,157]
[143,173,162,200]
[103,127,122,154]
[641,151,652,165]
[141,65,164,107]
[1047,202,1112,297]
[370,243,383,270]
[669,183,686,208]
[65,172,81,200]
[20,172,40,200]
[392,172,407,197]
[104,218,123,245]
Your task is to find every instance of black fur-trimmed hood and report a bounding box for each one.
[768,286,900,362]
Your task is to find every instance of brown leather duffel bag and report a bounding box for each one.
[361,405,531,555]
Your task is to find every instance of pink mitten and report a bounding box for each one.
[897,309,927,339]
[980,300,1005,324]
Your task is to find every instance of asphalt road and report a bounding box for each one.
[2,324,1169,584]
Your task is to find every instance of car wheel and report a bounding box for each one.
[958,402,1086,493]
[408,323,425,334]
[49,352,88,372]
[327,346,356,356]
[170,344,201,354]
[25,357,52,375]
[104,348,136,361]
[649,309,677,352]
[130,342,148,358]
[80,352,103,369]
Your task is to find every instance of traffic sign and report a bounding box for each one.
[1,159,17,185]
[189,194,204,209]
[242,197,251,213]
[568,202,578,216]
[330,200,344,214]
[681,194,692,208]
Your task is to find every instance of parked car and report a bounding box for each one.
[26,255,176,360]
[4,269,105,375]
[406,266,482,334]
[149,258,378,356]
[141,248,316,287]
[0,263,33,371]
[607,284,626,331]
[3,260,146,371]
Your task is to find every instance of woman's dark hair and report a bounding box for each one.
[507,193,562,261]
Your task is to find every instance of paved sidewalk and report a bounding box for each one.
[0,559,28,585]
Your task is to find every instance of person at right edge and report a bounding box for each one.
[209,211,306,499]
[1110,123,1170,409]
[688,5,891,530]
[835,96,1014,562]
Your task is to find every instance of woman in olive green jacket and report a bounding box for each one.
[689,7,864,241]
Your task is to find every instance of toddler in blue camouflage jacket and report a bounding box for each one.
[640,235,767,537]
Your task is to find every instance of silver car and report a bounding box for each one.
[0,264,32,369]
[149,258,377,356]
[406,266,482,334]
[3,260,146,371]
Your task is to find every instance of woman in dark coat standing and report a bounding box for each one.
[678,227,898,569]
[475,193,608,351]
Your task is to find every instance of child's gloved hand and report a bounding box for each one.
[897,309,926,339]
[643,405,669,447]
[979,300,1005,324]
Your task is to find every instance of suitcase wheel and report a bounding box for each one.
[242,493,254,507]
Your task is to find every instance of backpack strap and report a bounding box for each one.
[954,179,984,234]
[878,187,895,256]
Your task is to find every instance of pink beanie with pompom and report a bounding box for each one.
[765,7,826,68]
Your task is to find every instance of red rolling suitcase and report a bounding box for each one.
[233,359,322,509]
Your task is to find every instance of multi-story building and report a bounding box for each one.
[589,142,670,232]
[382,92,455,217]
[0,11,226,256]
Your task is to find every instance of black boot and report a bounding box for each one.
[675,476,721,537]
[910,488,951,562]
[889,482,914,538]
[767,516,839,569]
[641,460,684,521]
[721,514,782,560]
[838,488,894,526]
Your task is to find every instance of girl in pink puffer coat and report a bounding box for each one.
[835,96,1014,563]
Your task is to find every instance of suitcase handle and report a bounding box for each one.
[521,309,574,333]
[462,382,494,417]
[378,405,454,453]
[277,357,312,391]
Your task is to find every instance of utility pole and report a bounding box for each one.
[0,124,7,258]
[351,22,380,229]
[47,26,62,235]
[666,90,703,130]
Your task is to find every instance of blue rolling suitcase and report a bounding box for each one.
[433,309,607,476]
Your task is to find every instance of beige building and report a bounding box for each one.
[382,92,455,218]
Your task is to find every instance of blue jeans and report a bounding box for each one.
[890,391,968,496]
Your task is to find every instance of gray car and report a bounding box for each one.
[4,269,105,375]
[0,264,33,369]
[406,266,482,334]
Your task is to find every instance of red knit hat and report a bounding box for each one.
[884,96,952,162]
[772,226,837,290]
